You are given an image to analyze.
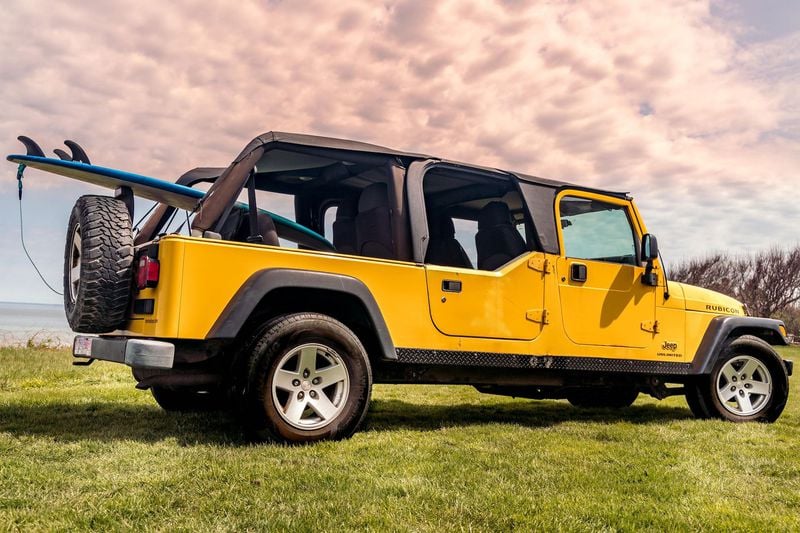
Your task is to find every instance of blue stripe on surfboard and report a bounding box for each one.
[7,154,333,249]
[9,155,206,198]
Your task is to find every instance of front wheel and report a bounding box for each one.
[693,335,789,422]
[241,313,372,443]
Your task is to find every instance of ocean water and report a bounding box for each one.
[0,301,73,347]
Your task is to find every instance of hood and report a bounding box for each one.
[671,282,746,316]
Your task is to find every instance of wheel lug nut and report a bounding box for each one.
[741,375,746,380]
[292,379,300,387]
[303,369,310,378]
[731,376,737,382]
[298,391,304,400]
[309,390,317,399]
[312,377,320,385]
[738,390,744,396]
[744,383,751,389]
[730,386,736,392]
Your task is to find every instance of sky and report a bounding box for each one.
[0,0,797,304]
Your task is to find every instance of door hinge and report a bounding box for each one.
[527,256,552,273]
[526,309,549,324]
[641,320,659,333]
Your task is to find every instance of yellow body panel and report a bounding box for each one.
[122,195,744,365]
[555,257,656,348]
[425,253,547,340]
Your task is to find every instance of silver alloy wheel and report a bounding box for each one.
[715,355,772,416]
[68,223,82,302]
[271,343,350,430]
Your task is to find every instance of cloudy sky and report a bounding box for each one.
[0,0,797,304]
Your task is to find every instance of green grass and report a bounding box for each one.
[1,346,798,531]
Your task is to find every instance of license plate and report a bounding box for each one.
[73,336,93,356]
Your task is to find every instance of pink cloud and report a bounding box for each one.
[0,0,797,271]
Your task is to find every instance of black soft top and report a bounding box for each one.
[191,131,628,235]
[238,131,627,197]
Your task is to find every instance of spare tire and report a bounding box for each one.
[64,195,134,333]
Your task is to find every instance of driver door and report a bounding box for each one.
[555,192,657,348]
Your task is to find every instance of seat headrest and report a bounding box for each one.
[358,183,389,212]
[336,197,358,219]
[429,214,455,238]
[478,201,513,229]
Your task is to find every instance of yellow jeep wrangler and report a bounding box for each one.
[10,132,793,443]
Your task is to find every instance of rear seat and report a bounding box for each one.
[219,207,279,245]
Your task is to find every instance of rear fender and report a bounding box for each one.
[206,268,396,360]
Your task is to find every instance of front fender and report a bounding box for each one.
[691,316,789,374]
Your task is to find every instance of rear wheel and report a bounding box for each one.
[567,386,639,408]
[241,313,372,443]
[695,335,788,422]
[63,196,133,333]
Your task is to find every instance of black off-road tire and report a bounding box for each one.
[63,196,134,333]
[241,313,372,444]
[151,387,226,412]
[696,335,789,422]
[567,386,639,408]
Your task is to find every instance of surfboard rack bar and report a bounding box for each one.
[115,186,134,219]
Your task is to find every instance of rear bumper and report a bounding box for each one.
[73,335,174,369]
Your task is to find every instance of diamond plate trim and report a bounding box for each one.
[395,348,692,375]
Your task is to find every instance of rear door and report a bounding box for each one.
[555,192,657,348]
[408,161,548,341]
[425,254,547,340]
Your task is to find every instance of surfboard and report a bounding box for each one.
[9,155,204,210]
[7,154,334,250]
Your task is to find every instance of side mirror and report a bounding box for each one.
[641,233,659,286]
[642,233,659,261]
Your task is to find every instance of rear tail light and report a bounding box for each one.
[137,255,160,289]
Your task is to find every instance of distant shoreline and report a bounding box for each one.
[0,301,62,307]
[0,301,71,347]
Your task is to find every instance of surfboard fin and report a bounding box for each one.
[17,136,45,157]
[53,148,72,161]
[64,140,91,164]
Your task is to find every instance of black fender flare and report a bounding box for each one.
[691,316,789,374]
[206,268,396,360]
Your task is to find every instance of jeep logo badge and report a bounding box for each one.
[661,341,678,351]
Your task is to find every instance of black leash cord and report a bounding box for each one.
[17,165,63,296]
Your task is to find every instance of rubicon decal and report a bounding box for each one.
[706,304,741,315]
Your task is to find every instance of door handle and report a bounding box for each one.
[442,280,462,293]
[570,263,587,283]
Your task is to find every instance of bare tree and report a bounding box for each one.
[738,247,800,318]
[668,253,737,297]
[670,245,800,322]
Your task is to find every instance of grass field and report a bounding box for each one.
[1,346,798,531]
